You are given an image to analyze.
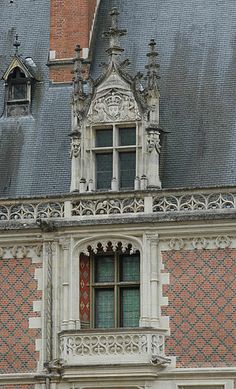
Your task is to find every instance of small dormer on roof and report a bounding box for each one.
[70,8,163,193]
[2,34,37,117]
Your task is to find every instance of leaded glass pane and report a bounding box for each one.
[120,255,140,282]
[96,153,112,190]
[119,152,136,189]
[95,256,114,282]
[96,129,113,147]
[119,128,136,146]
[95,288,114,328]
[120,287,140,327]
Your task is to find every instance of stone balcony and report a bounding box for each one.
[59,328,170,367]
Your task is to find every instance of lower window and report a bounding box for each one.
[80,248,140,328]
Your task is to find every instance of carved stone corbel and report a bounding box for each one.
[70,133,81,159]
[146,128,161,153]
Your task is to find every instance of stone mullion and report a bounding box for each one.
[42,239,55,364]
[60,238,70,330]
[68,237,80,329]
[147,233,160,327]
[140,234,151,327]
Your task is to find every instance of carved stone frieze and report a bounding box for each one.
[0,244,43,260]
[87,88,141,124]
[163,235,233,251]
[79,238,140,256]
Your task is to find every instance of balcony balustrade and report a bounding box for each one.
[1,187,236,222]
[59,328,170,366]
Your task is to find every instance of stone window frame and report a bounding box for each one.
[4,65,33,117]
[85,122,142,191]
[88,247,140,329]
[177,379,233,389]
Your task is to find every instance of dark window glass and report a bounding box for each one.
[96,153,112,190]
[120,287,140,327]
[8,67,27,101]
[120,254,140,282]
[12,83,27,100]
[96,129,113,147]
[95,288,114,328]
[95,256,115,282]
[119,128,136,146]
[92,252,140,328]
[119,152,136,189]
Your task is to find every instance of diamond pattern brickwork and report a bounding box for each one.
[162,249,236,368]
[0,384,34,389]
[0,258,42,373]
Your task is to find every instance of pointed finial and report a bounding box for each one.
[145,39,160,89]
[13,34,21,55]
[73,44,84,96]
[103,7,127,61]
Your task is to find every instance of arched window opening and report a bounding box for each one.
[8,67,28,101]
[80,241,140,329]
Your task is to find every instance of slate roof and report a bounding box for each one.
[91,0,236,189]
[0,0,236,198]
[0,0,71,198]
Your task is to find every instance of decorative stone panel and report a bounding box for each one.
[0,257,42,373]
[60,329,168,366]
[161,249,236,368]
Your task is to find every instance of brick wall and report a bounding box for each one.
[50,0,97,82]
[162,249,236,368]
[0,386,34,389]
[0,258,41,373]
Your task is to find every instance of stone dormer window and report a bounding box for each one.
[70,9,163,193]
[7,67,28,102]
[2,35,36,117]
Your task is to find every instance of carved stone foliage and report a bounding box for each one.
[72,197,144,216]
[0,244,43,260]
[146,129,161,153]
[79,239,140,256]
[165,236,232,251]
[0,201,64,221]
[153,192,236,213]
[87,88,141,124]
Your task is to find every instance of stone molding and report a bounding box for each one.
[161,235,234,251]
[0,243,43,261]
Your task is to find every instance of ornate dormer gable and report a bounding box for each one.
[70,8,162,193]
[2,35,37,117]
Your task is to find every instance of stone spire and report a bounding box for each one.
[13,34,21,55]
[103,7,127,61]
[73,45,85,99]
[72,44,88,128]
[145,39,160,90]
